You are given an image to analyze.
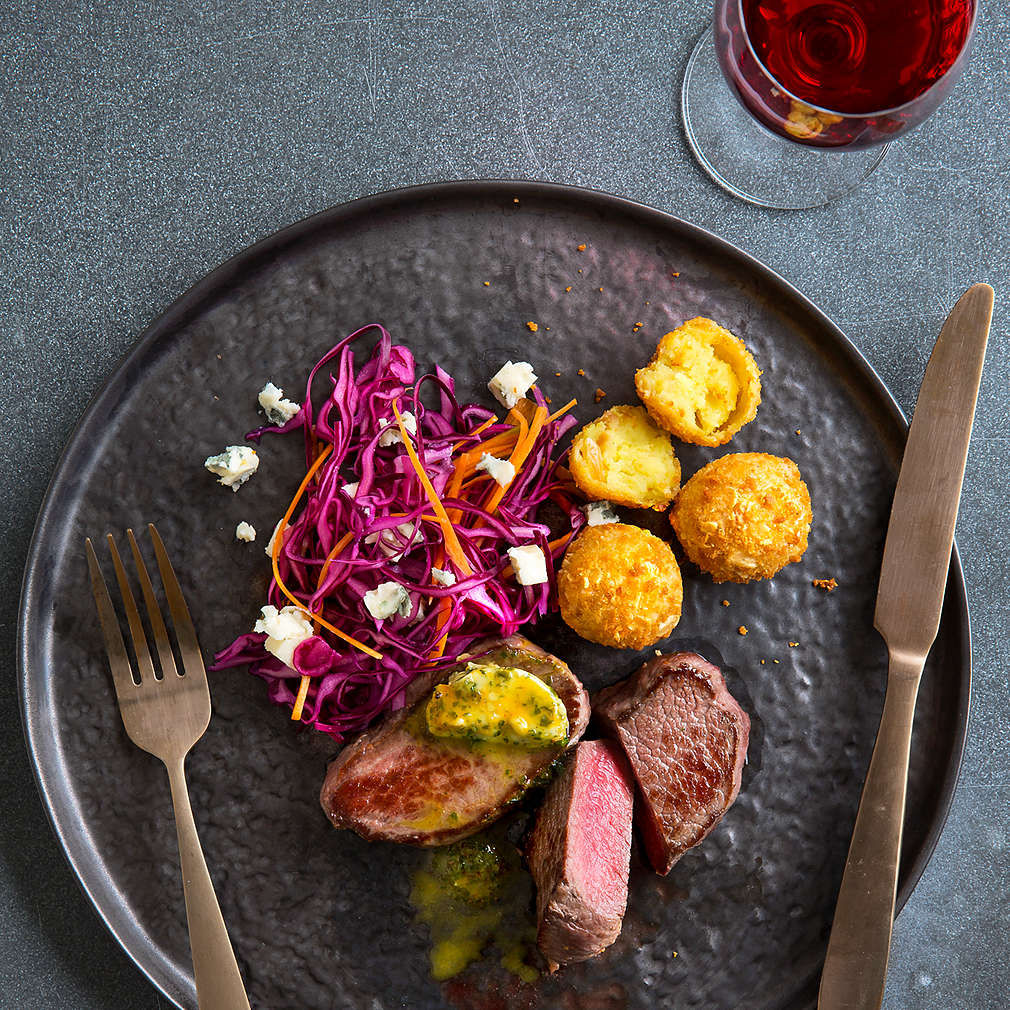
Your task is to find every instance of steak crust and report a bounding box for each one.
[594,651,749,874]
[320,635,590,846]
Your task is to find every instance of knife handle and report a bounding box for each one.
[818,653,923,1010]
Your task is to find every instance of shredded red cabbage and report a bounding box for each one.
[212,324,584,740]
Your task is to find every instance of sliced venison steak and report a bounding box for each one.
[594,651,750,875]
[525,739,635,969]
[320,635,590,846]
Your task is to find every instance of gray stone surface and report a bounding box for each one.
[1,1,1006,1008]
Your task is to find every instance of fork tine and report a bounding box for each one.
[85,537,140,695]
[147,523,206,680]
[126,528,179,679]
[106,532,158,683]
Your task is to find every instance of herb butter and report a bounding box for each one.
[425,662,568,748]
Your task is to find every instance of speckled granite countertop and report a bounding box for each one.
[2,2,1007,1008]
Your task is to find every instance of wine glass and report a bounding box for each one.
[682,0,977,209]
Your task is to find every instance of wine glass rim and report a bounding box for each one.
[735,0,979,120]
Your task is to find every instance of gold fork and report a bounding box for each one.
[85,524,250,1010]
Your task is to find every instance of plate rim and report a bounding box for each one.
[17,178,973,1008]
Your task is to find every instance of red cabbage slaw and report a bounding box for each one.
[212,324,584,739]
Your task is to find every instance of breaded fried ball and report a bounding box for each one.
[569,405,681,509]
[558,523,683,649]
[635,317,761,447]
[671,453,811,583]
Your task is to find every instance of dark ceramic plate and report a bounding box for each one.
[19,182,970,1010]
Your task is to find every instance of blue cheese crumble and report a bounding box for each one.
[475,452,516,488]
[364,581,412,620]
[253,605,313,668]
[258,382,301,425]
[582,500,619,526]
[431,567,457,587]
[204,445,259,491]
[488,361,537,409]
[378,410,417,447]
[235,521,257,542]
[507,545,548,586]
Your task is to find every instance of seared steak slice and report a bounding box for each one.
[594,651,749,875]
[525,739,635,969]
[320,635,590,846]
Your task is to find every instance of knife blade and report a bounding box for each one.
[818,282,994,1010]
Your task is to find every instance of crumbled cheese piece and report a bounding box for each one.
[341,481,360,498]
[488,361,537,409]
[507,545,548,586]
[364,521,424,560]
[431,567,457,587]
[582,500,618,526]
[253,605,313,668]
[363,581,411,621]
[378,410,417,447]
[738,625,748,636]
[235,521,257,542]
[265,519,288,558]
[257,382,301,425]
[204,445,259,491]
[475,453,516,488]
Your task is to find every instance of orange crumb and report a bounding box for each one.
[577,243,586,251]
[483,280,490,287]
[795,428,802,435]
[598,286,604,292]
[760,659,766,665]
[577,368,585,377]
[788,641,799,648]
[738,625,748,636]
[671,271,680,277]
[565,286,572,292]
[526,321,539,332]
[554,371,562,377]
[813,577,838,591]
[773,659,780,664]
[513,197,519,204]
[594,388,606,403]
[721,599,730,607]
[577,269,583,274]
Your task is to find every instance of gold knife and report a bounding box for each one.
[818,282,994,1009]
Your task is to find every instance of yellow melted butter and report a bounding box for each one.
[425,662,568,748]
[409,835,540,983]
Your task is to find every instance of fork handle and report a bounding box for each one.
[166,755,251,1010]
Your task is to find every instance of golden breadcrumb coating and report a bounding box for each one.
[671,453,811,583]
[635,317,761,447]
[569,405,681,509]
[558,523,683,649]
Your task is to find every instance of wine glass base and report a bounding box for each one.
[681,25,889,210]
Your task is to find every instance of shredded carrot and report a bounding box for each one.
[270,444,383,661]
[547,397,577,423]
[451,415,497,452]
[291,675,312,722]
[428,597,452,659]
[392,400,474,577]
[291,529,358,721]
[483,404,548,516]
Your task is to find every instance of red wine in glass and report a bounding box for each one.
[715,0,975,149]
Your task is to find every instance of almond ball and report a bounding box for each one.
[671,453,811,583]
[569,405,681,509]
[635,317,761,447]
[558,523,683,650]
